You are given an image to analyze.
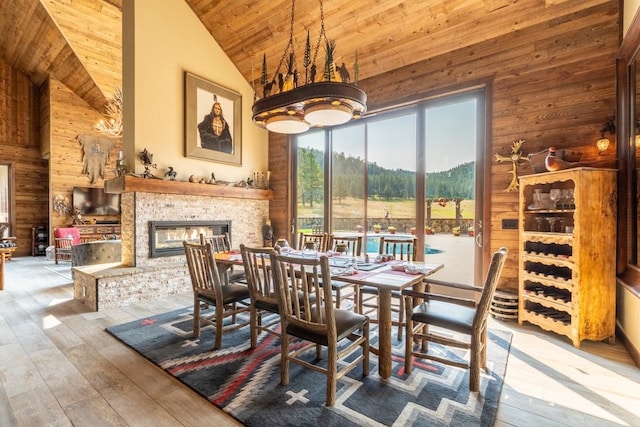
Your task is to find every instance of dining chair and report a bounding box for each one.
[402,247,508,391]
[327,234,363,309]
[239,244,281,349]
[183,241,251,350]
[328,234,362,257]
[272,253,369,407]
[200,232,246,283]
[357,236,417,340]
[297,232,328,252]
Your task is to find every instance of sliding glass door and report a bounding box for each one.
[293,89,484,282]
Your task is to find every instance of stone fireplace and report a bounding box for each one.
[73,176,272,311]
[149,220,231,258]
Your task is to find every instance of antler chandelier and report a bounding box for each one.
[252,0,367,134]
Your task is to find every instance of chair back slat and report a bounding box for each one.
[274,254,334,336]
[240,244,278,304]
[474,247,508,328]
[329,235,362,257]
[379,236,417,261]
[183,241,223,298]
[200,233,232,253]
[297,232,328,252]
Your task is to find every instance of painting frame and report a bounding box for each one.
[185,72,242,165]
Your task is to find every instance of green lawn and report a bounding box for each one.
[298,197,475,219]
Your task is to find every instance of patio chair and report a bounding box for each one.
[272,253,369,406]
[402,247,508,391]
[239,244,281,348]
[183,241,250,350]
[357,236,417,340]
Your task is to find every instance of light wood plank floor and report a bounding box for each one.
[0,257,638,426]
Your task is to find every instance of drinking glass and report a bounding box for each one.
[565,188,575,209]
[302,240,318,257]
[275,238,291,253]
[533,189,543,208]
[546,216,562,233]
[549,189,562,209]
[534,216,545,231]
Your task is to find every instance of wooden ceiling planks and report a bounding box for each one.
[0,0,119,113]
[0,0,613,115]
[186,0,612,90]
[42,0,122,100]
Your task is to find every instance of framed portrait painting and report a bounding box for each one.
[185,72,242,165]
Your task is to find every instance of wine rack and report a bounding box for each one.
[518,168,616,347]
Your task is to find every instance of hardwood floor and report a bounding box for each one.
[0,257,638,426]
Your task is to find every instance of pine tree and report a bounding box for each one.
[354,50,360,85]
[260,54,268,97]
[303,30,311,84]
[324,40,336,82]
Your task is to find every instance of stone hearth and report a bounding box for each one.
[73,176,272,311]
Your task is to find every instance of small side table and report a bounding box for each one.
[0,237,17,260]
[0,250,7,290]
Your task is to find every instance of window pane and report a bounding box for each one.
[331,124,365,235]
[296,131,325,236]
[367,113,417,254]
[424,98,476,230]
[424,97,477,283]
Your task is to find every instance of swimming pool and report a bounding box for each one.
[364,236,443,255]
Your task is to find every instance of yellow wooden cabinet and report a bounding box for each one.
[518,168,616,347]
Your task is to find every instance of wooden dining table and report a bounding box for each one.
[214,250,444,379]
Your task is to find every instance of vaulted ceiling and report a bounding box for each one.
[0,0,606,113]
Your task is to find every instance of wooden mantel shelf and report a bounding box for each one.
[104,175,273,200]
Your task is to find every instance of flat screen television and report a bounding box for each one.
[73,187,121,215]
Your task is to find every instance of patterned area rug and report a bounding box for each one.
[106,307,511,426]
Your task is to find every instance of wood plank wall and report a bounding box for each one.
[269,1,619,291]
[0,58,122,256]
[47,78,122,238]
[0,59,48,257]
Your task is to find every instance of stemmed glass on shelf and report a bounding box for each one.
[549,188,562,209]
[546,216,563,233]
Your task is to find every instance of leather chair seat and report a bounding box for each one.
[286,308,367,346]
[410,300,474,335]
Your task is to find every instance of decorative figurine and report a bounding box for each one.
[495,139,527,192]
[262,219,273,247]
[164,166,177,181]
[139,148,157,179]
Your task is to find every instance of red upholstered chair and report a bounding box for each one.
[53,227,81,264]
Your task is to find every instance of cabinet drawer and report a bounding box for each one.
[95,226,115,233]
[76,227,96,234]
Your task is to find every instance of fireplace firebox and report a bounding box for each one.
[149,220,231,258]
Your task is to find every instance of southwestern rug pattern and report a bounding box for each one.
[106,307,512,426]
